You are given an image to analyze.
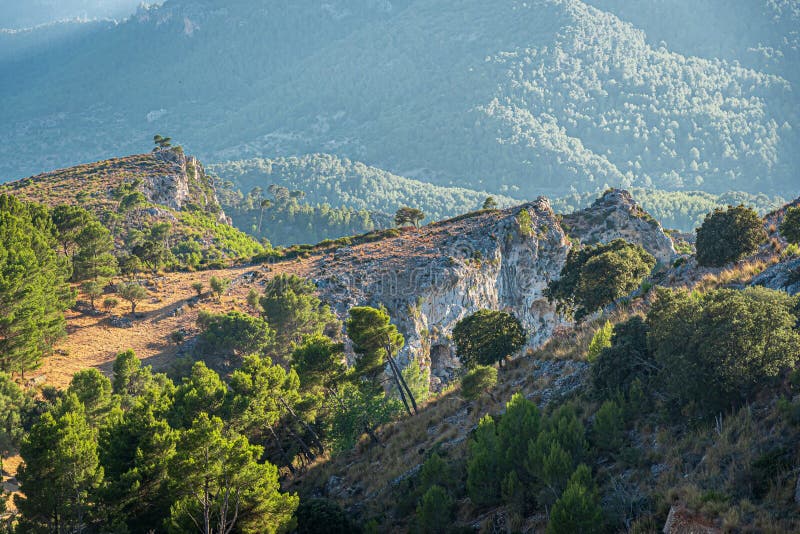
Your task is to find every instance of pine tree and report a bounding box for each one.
[167,413,298,534]
[16,394,104,533]
[73,220,117,282]
[466,415,503,506]
[546,464,604,534]
[0,196,72,374]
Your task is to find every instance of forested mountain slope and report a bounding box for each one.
[1,0,797,199]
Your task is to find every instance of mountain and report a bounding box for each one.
[209,154,519,222]
[1,0,797,200]
[0,0,141,29]
[1,148,265,265]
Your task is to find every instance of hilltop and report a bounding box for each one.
[1,148,265,265]
[1,0,797,200]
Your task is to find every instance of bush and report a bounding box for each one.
[695,205,766,267]
[452,310,526,368]
[546,239,655,321]
[546,465,604,534]
[209,276,230,300]
[779,206,800,245]
[195,310,274,360]
[586,321,612,362]
[460,365,498,400]
[590,316,653,398]
[414,486,454,534]
[592,400,625,453]
[295,498,360,534]
[648,286,800,416]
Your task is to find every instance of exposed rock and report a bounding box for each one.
[298,191,671,387]
[562,188,676,264]
[144,148,231,225]
[109,316,133,328]
[750,256,800,295]
[663,505,721,534]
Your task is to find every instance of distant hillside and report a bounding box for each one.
[0,0,140,29]
[1,149,265,265]
[209,154,518,222]
[1,0,797,199]
[552,188,787,232]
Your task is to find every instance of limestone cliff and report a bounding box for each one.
[298,191,673,389]
[146,148,231,225]
[561,189,676,264]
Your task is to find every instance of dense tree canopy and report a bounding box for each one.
[0,195,72,374]
[695,205,767,266]
[452,309,526,368]
[547,239,655,321]
[779,205,800,245]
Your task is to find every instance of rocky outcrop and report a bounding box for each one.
[300,191,671,389]
[562,189,676,264]
[751,256,800,295]
[662,505,721,534]
[144,148,231,225]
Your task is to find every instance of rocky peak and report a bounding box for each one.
[561,188,676,263]
[143,148,230,225]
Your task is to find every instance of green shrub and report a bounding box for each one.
[546,239,655,321]
[592,400,625,453]
[295,498,360,534]
[695,205,766,267]
[460,365,498,400]
[546,464,604,534]
[779,206,800,245]
[586,321,613,362]
[414,485,454,534]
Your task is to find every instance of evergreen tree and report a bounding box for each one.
[16,394,104,533]
[546,239,655,322]
[695,205,766,267]
[414,485,454,534]
[0,196,72,374]
[73,220,118,282]
[167,413,298,534]
[119,282,148,315]
[347,306,417,415]
[779,205,800,245]
[546,465,604,534]
[51,204,92,261]
[466,415,502,506]
[259,274,338,350]
[394,206,425,228]
[452,309,526,368]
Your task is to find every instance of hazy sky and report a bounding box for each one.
[0,0,143,29]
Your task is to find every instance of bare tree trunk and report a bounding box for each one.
[386,351,418,415]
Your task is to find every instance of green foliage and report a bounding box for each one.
[295,498,360,534]
[592,400,625,453]
[452,309,526,368]
[394,206,425,228]
[15,394,103,533]
[648,286,800,416]
[328,382,401,454]
[547,239,655,321]
[460,365,498,400]
[779,206,800,245]
[196,310,274,361]
[591,316,654,398]
[586,320,613,362]
[414,485,454,534]
[73,220,117,281]
[0,195,72,373]
[170,362,227,428]
[482,197,499,210]
[546,465,604,534]
[466,415,503,506]
[67,368,113,423]
[401,357,431,404]
[0,372,29,464]
[260,274,339,352]
[191,281,204,296]
[209,275,230,300]
[167,413,298,534]
[516,208,534,236]
[118,282,148,315]
[292,334,346,391]
[695,205,766,266]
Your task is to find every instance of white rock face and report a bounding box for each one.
[308,192,669,389]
